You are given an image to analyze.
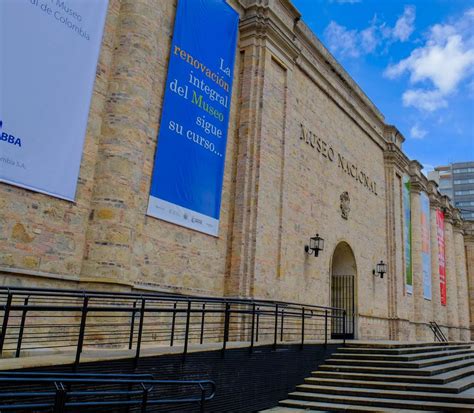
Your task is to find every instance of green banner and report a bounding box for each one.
[403,175,412,294]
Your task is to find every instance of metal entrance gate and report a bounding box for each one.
[331,274,355,339]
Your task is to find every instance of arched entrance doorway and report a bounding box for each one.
[331,242,357,339]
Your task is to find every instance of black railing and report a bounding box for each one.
[0,371,215,412]
[0,286,346,367]
[429,321,448,342]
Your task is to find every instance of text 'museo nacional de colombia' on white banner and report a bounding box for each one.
[0,0,108,201]
[147,0,239,236]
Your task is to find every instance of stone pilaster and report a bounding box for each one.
[443,204,460,340]
[383,126,408,340]
[80,0,165,284]
[409,161,430,340]
[225,12,268,299]
[226,0,300,299]
[427,181,444,327]
[453,212,470,340]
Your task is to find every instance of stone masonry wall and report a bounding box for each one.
[0,0,471,341]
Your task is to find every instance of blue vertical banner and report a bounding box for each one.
[147,0,239,236]
[421,192,432,300]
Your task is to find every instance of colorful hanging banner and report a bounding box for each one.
[403,175,413,294]
[421,192,431,300]
[436,209,447,305]
[147,0,239,236]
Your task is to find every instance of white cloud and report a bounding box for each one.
[409,123,428,139]
[386,35,474,93]
[385,8,474,111]
[324,21,361,58]
[324,6,416,58]
[360,25,378,53]
[403,89,448,111]
[393,6,416,41]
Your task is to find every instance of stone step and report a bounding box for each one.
[274,343,474,413]
[304,374,474,394]
[331,348,473,361]
[318,357,474,376]
[344,342,472,349]
[285,391,474,411]
[268,400,442,412]
[340,344,472,355]
[295,384,474,404]
[312,364,474,384]
[324,352,474,369]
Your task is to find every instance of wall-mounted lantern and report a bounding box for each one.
[373,260,387,278]
[304,234,324,257]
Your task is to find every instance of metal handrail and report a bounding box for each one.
[0,285,343,311]
[0,286,346,367]
[429,321,448,342]
[0,371,216,412]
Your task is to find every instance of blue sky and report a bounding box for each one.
[292,0,474,171]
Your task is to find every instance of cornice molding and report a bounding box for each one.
[384,125,405,148]
[408,160,425,194]
[408,160,423,176]
[294,25,387,149]
[383,143,409,172]
[427,181,441,209]
[410,178,424,194]
[294,21,384,124]
[239,1,301,63]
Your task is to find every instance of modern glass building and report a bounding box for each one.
[429,162,474,221]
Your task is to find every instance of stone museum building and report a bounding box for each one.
[1,0,473,349]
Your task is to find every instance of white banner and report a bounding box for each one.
[0,0,108,200]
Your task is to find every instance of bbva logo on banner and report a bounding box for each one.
[0,121,23,147]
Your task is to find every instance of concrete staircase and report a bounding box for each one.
[266,342,474,412]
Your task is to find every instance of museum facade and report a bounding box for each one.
[1,0,473,342]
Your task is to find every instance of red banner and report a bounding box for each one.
[436,209,446,306]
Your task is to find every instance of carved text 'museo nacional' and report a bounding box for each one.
[300,124,377,195]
